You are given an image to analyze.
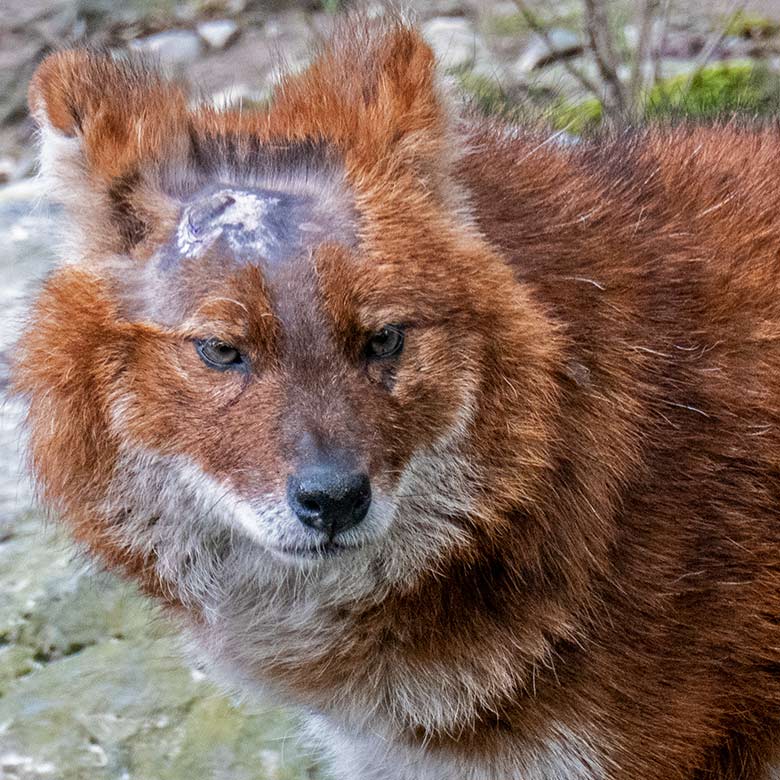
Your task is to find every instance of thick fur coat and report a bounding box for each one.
[14,15,780,780]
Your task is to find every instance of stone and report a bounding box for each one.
[197,19,240,50]
[0,33,44,126]
[660,30,708,59]
[208,83,272,110]
[0,184,320,779]
[514,28,583,73]
[0,159,14,185]
[0,180,58,523]
[721,35,757,58]
[0,638,318,780]
[0,154,35,184]
[130,30,203,68]
[426,0,467,15]
[422,17,490,72]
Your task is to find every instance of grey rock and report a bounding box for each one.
[130,30,203,68]
[720,35,758,58]
[197,19,240,50]
[0,181,59,522]
[0,33,44,125]
[514,28,583,73]
[204,0,246,13]
[660,30,708,59]
[487,0,520,13]
[0,158,14,185]
[7,0,80,75]
[0,635,319,780]
[426,0,468,15]
[0,183,321,780]
[209,83,272,110]
[422,17,490,72]
[186,26,302,99]
[3,0,76,30]
[0,154,35,184]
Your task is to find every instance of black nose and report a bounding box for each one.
[287,466,371,537]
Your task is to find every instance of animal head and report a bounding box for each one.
[16,18,562,611]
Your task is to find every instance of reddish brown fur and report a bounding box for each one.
[14,15,780,780]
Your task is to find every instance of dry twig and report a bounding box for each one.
[583,0,627,113]
[651,0,673,84]
[630,0,662,110]
[512,0,746,124]
[512,0,607,105]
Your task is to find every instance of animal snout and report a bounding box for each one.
[287,465,371,537]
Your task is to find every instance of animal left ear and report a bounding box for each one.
[271,20,456,191]
[360,23,446,165]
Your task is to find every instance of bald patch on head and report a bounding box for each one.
[170,187,312,265]
[127,173,357,331]
[156,184,352,273]
[110,138,359,329]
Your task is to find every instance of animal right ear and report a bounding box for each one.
[28,50,191,254]
[28,49,190,191]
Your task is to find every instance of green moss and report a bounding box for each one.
[547,96,603,135]
[546,62,780,136]
[457,72,514,117]
[723,10,780,39]
[647,61,780,120]
[542,61,780,135]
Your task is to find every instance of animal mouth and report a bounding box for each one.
[271,540,359,560]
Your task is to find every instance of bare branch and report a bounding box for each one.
[583,0,627,114]
[629,0,662,111]
[512,0,608,107]
[651,0,673,84]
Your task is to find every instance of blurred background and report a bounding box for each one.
[2,0,780,778]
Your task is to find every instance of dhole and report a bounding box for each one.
[14,14,780,780]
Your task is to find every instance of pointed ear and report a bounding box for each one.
[270,19,456,189]
[29,50,190,181]
[366,23,448,173]
[28,50,189,252]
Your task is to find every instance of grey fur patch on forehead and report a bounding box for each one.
[157,182,353,271]
[173,187,311,265]
[117,137,357,326]
[150,137,356,271]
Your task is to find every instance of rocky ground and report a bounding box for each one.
[0,179,320,780]
[3,1,780,778]
[5,0,780,178]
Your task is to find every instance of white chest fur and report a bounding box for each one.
[302,713,603,780]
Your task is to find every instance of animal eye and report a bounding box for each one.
[195,338,245,370]
[367,325,404,359]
